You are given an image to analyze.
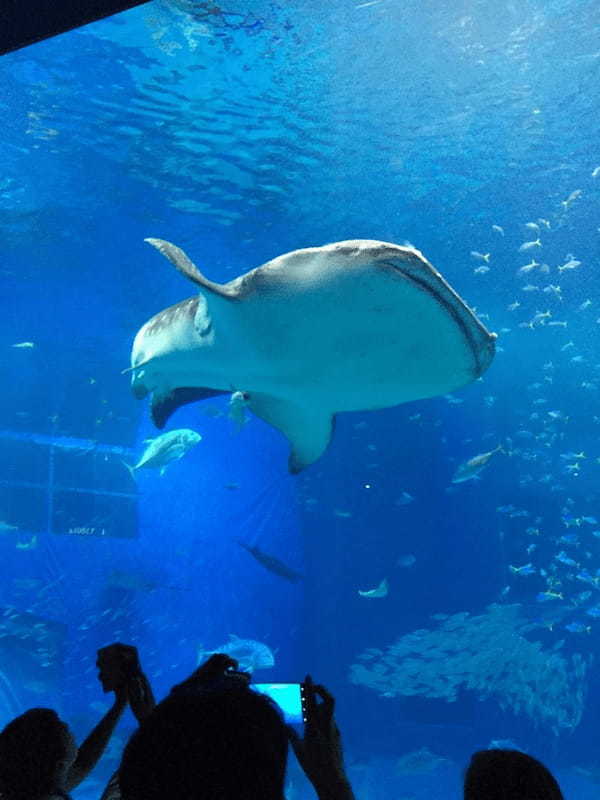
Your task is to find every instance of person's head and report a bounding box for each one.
[119,682,289,800]
[464,749,564,800]
[0,708,77,800]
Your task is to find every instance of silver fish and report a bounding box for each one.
[451,445,503,483]
[125,428,201,477]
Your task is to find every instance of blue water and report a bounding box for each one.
[1,0,600,797]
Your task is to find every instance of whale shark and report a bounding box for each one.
[128,238,496,472]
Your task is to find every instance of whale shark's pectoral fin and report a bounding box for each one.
[152,387,229,429]
[248,394,335,473]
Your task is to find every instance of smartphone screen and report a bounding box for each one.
[252,683,306,726]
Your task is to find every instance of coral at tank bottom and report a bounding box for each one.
[349,604,591,734]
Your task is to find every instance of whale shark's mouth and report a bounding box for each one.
[151,387,228,428]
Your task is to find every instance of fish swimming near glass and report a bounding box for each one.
[123,428,201,478]
[237,540,303,583]
[197,634,275,672]
[451,445,504,484]
[127,238,496,472]
[395,747,449,775]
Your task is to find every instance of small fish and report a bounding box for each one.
[521,284,539,292]
[525,222,540,232]
[518,260,539,274]
[451,445,503,484]
[531,310,551,325]
[518,239,542,252]
[538,218,551,229]
[395,491,414,506]
[124,428,202,478]
[555,551,577,567]
[536,590,563,602]
[470,251,491,263]
[579,300,592,311]
[395,746,448,775]
[509,563,536,576]
[586,606,600,618]
[0,520,18,532]
[559,532,579,543]
[358,578,388,598]
[592,166,600,178]
[11,341,35,349]
[560,451,585,460]
[558,258,581,273]
[334,509,353,518]
[507,301,521,311]
[576,569,596,586]
[492,225,504,235]
[474,266,490,274]
[397,554,416,568]
[562,513,581,527]
[237,540,303,582]
[561,189,582,209]
[565,622,590,634]
[581,516,598,525]
[547,410,568,421]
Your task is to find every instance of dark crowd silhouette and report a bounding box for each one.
[0,642,565,800]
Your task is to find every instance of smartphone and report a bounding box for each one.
[252,683,307,727]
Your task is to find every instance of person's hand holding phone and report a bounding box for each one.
[287,675,354,800]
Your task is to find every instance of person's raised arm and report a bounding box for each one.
[65,685,127,790]
[287,675,355,800]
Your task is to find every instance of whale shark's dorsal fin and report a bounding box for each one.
[144,238,235,298]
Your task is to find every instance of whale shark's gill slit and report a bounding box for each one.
[380,260,494,376]
[151,387,229,429]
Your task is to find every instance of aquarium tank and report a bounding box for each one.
[1,0,599,797]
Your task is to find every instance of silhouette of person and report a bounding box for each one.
[0,664,127,800]
[113,653,354,800]
[464,749,564,800]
